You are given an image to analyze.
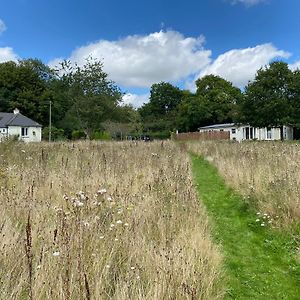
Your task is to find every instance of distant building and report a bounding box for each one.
[198,123,294,142]
[0,108,42,142]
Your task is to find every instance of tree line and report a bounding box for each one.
[0,58,141,140]
[0,59,299,140]
[140,61,300,139]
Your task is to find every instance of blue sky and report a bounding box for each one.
[1,0,300,106]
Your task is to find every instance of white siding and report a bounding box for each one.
[5,126,42,142]
[199,124,294,142]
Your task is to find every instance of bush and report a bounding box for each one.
[71,130,87,140]
[43,127,65,141]
[91,130,111,140]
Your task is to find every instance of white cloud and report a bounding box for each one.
[230,0,266,6]
[0,47,19,63]
[193,44,290,88]
[122,93,149,108]
[0,19,6,35]
[289,60,300,71]
[49,30,211,88]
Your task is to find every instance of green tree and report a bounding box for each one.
[290,70,300,128]
[241,62,293,137]
[0,59,54,124]
[177,93,212,132]
[58,58,123,138]
[139,82,184,137]
[195,75,242,124]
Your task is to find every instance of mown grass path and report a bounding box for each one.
[191,154,300,299]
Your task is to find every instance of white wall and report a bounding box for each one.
[6,126,42,142]
[199,125,294,142]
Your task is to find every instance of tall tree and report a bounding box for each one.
[139,82,184,137]
[0,59,54,124]
[241,62,293,136]
[195,75,242,125]
[58,58,123,138]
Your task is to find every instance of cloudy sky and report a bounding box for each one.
[1,0,300,107]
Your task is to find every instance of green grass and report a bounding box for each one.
[191,154,300,300]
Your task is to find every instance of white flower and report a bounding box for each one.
[107,196,112,201]
[97,188,107,195]
[114,238,119,241]
[116,220,123,225]
[130,266,135,270]
[21,149,26,153]
[106,265,110,269]
[53,251,60,256]
[261,223,265,227]
[99,236,105,239]
[124,223,129,227]
[74,200,84,207]
[110,224,115,228]
[36,265,41,270]
[83,222,90,227]
[255,219,260,222]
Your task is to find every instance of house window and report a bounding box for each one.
[231,128,236,134]
[21,127,28,137]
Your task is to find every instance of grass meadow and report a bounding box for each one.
[0,141,223,300]
[187,141,300,228]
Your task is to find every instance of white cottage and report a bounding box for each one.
[198,123,294,142]
[0,109,42,142]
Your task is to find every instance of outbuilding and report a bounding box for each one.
[198,123,294,142]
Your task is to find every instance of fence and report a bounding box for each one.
[174,131,230,141]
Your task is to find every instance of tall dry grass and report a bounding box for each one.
[187,141,300,227]
[0,140,223,299]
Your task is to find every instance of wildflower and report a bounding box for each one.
[130,266,135,270]
[106,265,110,269]
[114,238,119,241]
[116,220,123,225]
[74,200,84,207]
[99,236,105,239]
[36,265,41,270]
[255,219,260,222]
[256,212,261,215]
[63,194,69,201]
[53,251,60,256]
[21,149,26,153]
[83,222,90,227]
[110,224,115,228]
[97,188,107,195]
[261,223,265,227]
[107,196,112,201]
[124,223,129,227]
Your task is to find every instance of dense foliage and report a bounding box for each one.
[0,58,299,139]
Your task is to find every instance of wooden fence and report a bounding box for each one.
[174,131,230,141]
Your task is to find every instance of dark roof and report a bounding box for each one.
[199,123,235,130]
[0,112,42,127]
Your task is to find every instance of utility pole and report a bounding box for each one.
[49,100,52,142]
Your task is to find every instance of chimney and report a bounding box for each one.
[13,108,20,115]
